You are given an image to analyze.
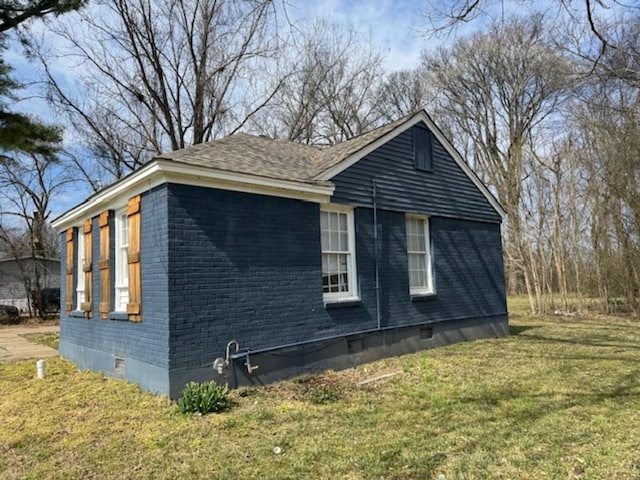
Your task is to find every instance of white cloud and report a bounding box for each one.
[288,0,425,72]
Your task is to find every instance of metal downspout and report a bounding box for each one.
[373,179,381,330]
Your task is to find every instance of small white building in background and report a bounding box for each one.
[0,257,60,312]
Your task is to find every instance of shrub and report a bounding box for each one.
[176,381,231,415]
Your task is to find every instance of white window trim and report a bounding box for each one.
[320,205,359,302]
[76,228,85,308]
[114,208,129,312]
[406,214,434,295]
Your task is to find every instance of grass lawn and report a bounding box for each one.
[1,299,640,479]
[20,332,59,350]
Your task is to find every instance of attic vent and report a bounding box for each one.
[413,126,433,172]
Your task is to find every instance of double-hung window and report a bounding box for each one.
[76,228,85,308]
[321,206,358,301]
[115,209,129,312]
[406,215,433,295]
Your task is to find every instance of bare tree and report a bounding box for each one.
[37,0,287,180]
[375,68,434,122]
[0,153,72,317]
[572,71,640,313]
[423,14,573,309]
[259,19,386,146]
[420,0,639,52]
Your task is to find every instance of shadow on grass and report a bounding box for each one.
[428,313,640,471]
[433,367,640,472]
[509,324,536,335]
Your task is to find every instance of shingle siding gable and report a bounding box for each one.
[329,124,502,223]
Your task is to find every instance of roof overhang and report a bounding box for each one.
[52,159,335,231]
[313,110,507,220]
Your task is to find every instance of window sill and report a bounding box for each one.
[324,297,362,309]
[70,310,87,318]
[108,311,129,321]
[411,292,437,302]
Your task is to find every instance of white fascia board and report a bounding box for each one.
[52,160,334,231]
[51,162,164,231]
[160,160,334,203]
[315,110,506,220]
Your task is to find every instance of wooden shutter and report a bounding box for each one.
[81,218,92,317]
[65,228,74,314]
[127,196,142,322]
[99,210,111,319]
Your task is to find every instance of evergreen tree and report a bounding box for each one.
[0,0,87,161]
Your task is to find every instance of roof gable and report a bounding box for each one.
[328,123,502,223]
[310,111,505,218]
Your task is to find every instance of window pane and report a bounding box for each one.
[339,231,348,251]
[76,231,85,305]
[321,208,355,298]
[407,253,416,271]
[419,269,427,288]
[339,212,347,231]
[329,254,340,273]
[322,211,349,254]
[322,251,350,294]
[409,269,419,288]
[407,218,416,235]
[115,209,130,311]
[406,216,431,292]
[338,273,348,292]
[321,231,329,250]
[330,230,339,251]
[408,233,416,252]
[122,252,129,281]
[329,211,338,232]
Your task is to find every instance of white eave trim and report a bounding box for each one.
[314,110,506,220]
[52,159,335,231]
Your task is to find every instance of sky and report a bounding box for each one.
[289,0,427,71]
[2,0,629,218]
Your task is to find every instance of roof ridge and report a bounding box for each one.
[308,111,421,177]
[319,111,417,153]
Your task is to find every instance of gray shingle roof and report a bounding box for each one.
[156,113,417,182]
[156,132,322,182]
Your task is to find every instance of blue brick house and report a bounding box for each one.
[52,110,508,398]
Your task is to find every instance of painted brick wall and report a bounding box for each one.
[59,186,170,370]
[166,184,327,370]
[167,183,506,373]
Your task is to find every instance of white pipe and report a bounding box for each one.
[36,359,46,379]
